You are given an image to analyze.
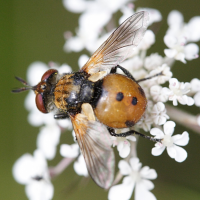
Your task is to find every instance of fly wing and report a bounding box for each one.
[81,11,149,74]
[70,113,115,189]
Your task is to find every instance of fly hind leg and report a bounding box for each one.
[107,127,161,143]
[110,65,136,81]
[111,65,163,83]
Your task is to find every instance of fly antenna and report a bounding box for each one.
[12,76,33,93]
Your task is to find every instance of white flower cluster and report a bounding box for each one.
[164,10,200,63]
[13,62,73,200]
[13,1,200,200]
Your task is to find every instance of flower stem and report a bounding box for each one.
[166,104,200,134]
[49,157,75,179]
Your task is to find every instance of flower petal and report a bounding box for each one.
[108,181,135,200]
[166,145,176,158]
[25,180,54,200]
[122,176,133,185]
[173,145,188,162]
[139,179,154,190]
[151,144,165,156]
[62,0,87,13]
[37,124,61,160]
[150,128,164,138]
[187,16,200,42]
[78,54,89,69]
[187,96,195,106]
[167,10,183,27]
[164,121,176,136]
[140,167,157,180]
[118,160,132,175]
[119,143,131,158]
[129,157,141,171]
[27,62,48,86]
[126,135,136,142]
[138,30,155,50]
[135,183,157,200]
[194,92,200,106]
[73,155,88,176]
[184,43,199,60]
[164,49,177,58]
[12,154,34,184]
[175,52,186,63]
[164,35,177,48]
[172,131,189,146]
[60,143,79,158]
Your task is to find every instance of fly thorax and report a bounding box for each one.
[54,72,95,113]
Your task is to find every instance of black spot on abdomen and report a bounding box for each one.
[132,97,137,105]
[116,92,124,101]
[125,120,135,127]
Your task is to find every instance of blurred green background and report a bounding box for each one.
[1,0,200,199]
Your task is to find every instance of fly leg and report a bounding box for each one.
[137,72,163,83]
[111,65,163,83]
[54,113,69,119]
[110,65,136,81]
[107,127,161,143]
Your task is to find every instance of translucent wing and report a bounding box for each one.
[70,113,115,189]
[81,11,149,74]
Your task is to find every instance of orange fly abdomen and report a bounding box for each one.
[94,74,147,128]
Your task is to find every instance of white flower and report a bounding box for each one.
[190,78,200,107]
[164,10,199,63]
[138,30,155,50]
[63,0,130,53]
[26,62,49,85]
[164,34,199,63]
[167,10,200,42]
[37,124,61,160]
[73,154,88,177]
[13,150,54,200]
[112,129,136,158]
[122,56,143,71]
[168,78,194,106]
[151,102,169,125]
[150,85,171,102]
[108,157,157,200]
[150,121,189,162]
[136,113,153,132]
[167,10,184,36]
[62,0,88,13]
[57,118,72,129]
[119,4,134,24]
[194,92,200,107]
[78,54,89,69]
[132,69,148,81]
[149,64,172,84]
[186,16,200,42]
[190,78,200,92]
[60,143,79,158]
[144,53,163,71]
[60,143,88,176]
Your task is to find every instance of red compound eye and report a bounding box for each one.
[35,93,48,113]
[41,69,58,81]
